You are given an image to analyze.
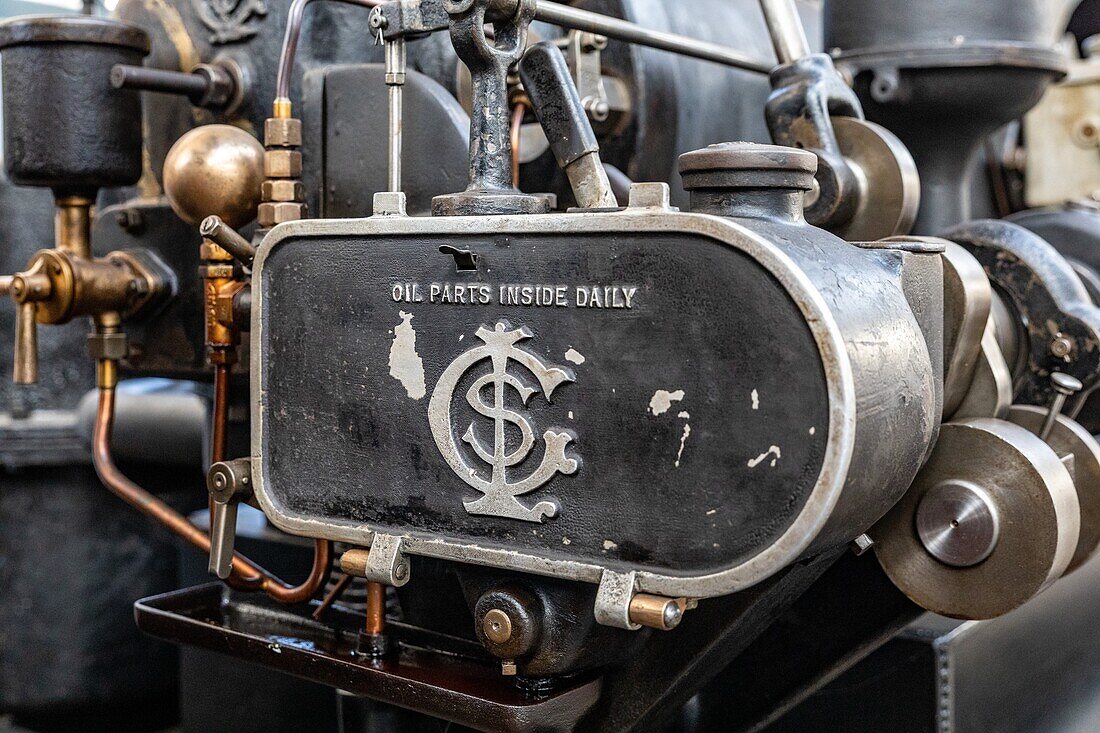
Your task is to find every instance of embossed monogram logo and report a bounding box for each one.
[428,322,578,522]
[194,0,267,44]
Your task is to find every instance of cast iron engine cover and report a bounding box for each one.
[251,206,938,598]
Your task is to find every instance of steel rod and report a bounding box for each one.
[533,1,773,74]
[385,37,407,192]
[758,0,810,64]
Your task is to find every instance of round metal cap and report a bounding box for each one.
[679,142,818,192]
[875,418,1080,620]
[916,480,1000,567]
[0,15,150,54]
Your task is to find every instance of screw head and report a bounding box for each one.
[661,601,683,630]
[483,608,514,644]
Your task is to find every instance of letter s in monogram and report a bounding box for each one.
[427,322,578,522]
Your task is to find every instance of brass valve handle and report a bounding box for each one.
[9,261,52,385]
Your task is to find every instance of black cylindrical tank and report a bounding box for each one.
[0,16,150,195]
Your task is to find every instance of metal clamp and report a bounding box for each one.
[340,534,410,587]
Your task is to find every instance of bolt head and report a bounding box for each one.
[483,608,514,644]
[662,601,683,630]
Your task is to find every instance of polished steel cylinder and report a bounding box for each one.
[758,0,810,64]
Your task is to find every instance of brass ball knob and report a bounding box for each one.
[163,124,264,228]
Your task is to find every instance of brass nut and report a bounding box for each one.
[264,117,303,147]
[482,608,514,645]
[264,150,302,178]
[86,331,129,360]
[200,264,237,279]
[207,347,238,366]
[258,201,308,227]
[262,179,305,202]
[200,241,235,262]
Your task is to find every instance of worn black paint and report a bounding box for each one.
[260,230,830,575]
[0,16,149,194]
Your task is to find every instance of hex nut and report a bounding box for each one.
[258,201,308,227]
[264,117,303,147]
[86,332,129,360]
[264,150,302,178]
[262,179,305,202]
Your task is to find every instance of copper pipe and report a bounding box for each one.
[92,378,332,602]
[510,101,526,188]
[209,360,258,592]
[312,572,353,620]
[93,385,262,584]
[265,538,331,604]
[210,362,231,520]
[365,581,386,635]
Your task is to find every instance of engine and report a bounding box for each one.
[1,0,1099,730]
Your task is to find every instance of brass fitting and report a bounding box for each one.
[5,198,167,384]
[201,238,246,366]
[258,116,306,228]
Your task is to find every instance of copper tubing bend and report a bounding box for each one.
[91,371,331,604]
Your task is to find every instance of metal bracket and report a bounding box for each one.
[594,569,640,630]
[372,191,408,217]
[364,534,411,587]
[626,182,674,211]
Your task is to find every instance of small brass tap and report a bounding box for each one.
[5,196,167,384]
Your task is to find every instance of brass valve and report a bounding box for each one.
[162,124,265,366]
[4,197,168,385]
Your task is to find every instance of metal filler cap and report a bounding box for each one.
[678,141,818,192]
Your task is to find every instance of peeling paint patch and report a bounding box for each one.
[388,311,426,400]
[603,539,618,551]
[751,389,760,410]
[747,445,782,468]
[648,389,685,415]
[675,423,692,468]
[565,347,586,365]
[677,410,690,419]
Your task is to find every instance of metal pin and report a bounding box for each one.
[1039,372,1084,441]
[384,34,407,194]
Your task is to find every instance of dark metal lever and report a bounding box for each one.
[111,62,237,111]
[518,41,617,209]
